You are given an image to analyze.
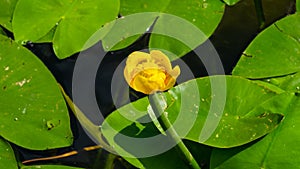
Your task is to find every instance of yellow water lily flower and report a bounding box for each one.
[124,50,180,94]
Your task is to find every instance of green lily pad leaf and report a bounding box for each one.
[259,73,300,93]
[232,14,300,78]
[149,1,224,60]
[0,0,18,31]
[101,76,284,168]
[102,97,203,169]
[169,76,283,147]
[101,13,158,51]
[0,35,72,150]
[222,0,241,6]
[35,26,56,43]
[22,165,84,169]
[0,138,18,169]
[12,0,119,59]
[210,92,300,169]
[102,0,224,60]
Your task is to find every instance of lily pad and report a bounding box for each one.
[0,35,72,150]
[210,92,300,169]
[223,0,242,6]
[12,0,119,59]
[101,13,158,51]
[0,138,18,169]
[102,0,224,60]
[170,76,283,147]
[101,76,284,168]
[0,0,18,31]
[259,73,300,93]
[232,14,300,78]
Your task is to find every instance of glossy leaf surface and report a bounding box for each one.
[101,76,284,168]
[232,14,300,78]
[210,93,300,169]
[0,0,18,31]
[102,0,224,60]
[12,0,119,59]
[0,138,18,169]
[223,0,241,6]
[0,35,72,150]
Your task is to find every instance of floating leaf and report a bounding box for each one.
[0,138,18,169]
[258,73,300,93]
[102,0,224,60]
[210,92,300,169]
[0,0,18,31]
[169,76,284,148]
[232,14,300,78]
[222,0,242,6]
[101,96,201,169]
[148,0,224,59]
[0,35,72,150]
[101,13,157,51]
[12,0,119,59]
[101,76,284,168]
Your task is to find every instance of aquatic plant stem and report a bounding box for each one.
[254,0,265,29]
[59,84,115,153]
[148,92,201,169]
[103,153,117,169]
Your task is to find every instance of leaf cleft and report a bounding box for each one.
[274,23,300,44]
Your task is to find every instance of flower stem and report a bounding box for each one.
[59,84,115,153]
[103,153,117,169]
[148,92,201,169]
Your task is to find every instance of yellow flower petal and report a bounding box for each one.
[150,50,173,71]
[124,50,181,94]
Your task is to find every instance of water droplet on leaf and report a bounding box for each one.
[22,108,26,114]
[202,3,208,8]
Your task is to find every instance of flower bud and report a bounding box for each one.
[124,50,180,94]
